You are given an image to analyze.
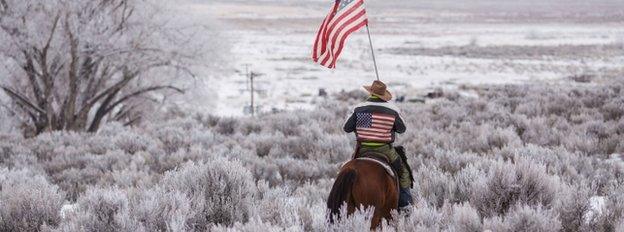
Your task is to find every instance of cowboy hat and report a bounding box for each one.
[363,80,392,101]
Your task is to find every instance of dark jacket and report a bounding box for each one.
[343,97,406,144]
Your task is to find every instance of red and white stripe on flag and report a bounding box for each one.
[356,112,395,142]
[312,0,368,69]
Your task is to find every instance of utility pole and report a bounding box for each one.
[244,64,250,91]
[250,72,255,117]
[243,64,262,117]
[248,71,263,117]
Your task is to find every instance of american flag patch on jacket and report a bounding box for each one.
[355,112,395,142]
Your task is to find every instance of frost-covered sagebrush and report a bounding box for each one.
[161,160,257,229]
[0,169,65,232]
[0,78,623,231]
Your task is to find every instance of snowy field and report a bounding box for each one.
[184,0,624,115]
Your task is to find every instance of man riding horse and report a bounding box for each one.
[343,80,414,211]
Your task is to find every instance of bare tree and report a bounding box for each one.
[0,0,205,136]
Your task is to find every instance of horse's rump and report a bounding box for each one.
[326,160,399,229]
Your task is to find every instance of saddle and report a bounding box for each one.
[338,150,398,179]
[349,143,414,188]
[355,154,396,178]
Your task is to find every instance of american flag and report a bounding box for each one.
[312,0,368,68]
[356,112,395,142]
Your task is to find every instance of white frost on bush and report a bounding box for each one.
[1,80,624,231]
[585,196,607,223]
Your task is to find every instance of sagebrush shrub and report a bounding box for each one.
[215,117,239,135]
[589,185,624,231]
[161,159,257,229]
[253,183,306,230]
[129,187,194,232]
[451,203,483,232]
[554,182,592,232]
[413,165,456,207]
[454,164,486,203]
[56,187,142,232]
[391,199,446,231]
[113,130,158,154]
[0,168,65,232]
[153,126,191,153]
[326,205,374,232]
[484,204,562,232]
[46,149,136,200]
[601,96,624,121]
[471,158,561,217]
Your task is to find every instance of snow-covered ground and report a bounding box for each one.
[182,0,624,116]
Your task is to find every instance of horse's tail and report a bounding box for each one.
[327,167,357,223]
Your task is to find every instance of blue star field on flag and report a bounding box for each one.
[356,113,373,128]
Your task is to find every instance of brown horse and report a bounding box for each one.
[327,159,399,229]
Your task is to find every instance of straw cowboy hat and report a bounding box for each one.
[363,80,392,101]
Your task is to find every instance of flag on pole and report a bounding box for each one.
[312,0,368,68]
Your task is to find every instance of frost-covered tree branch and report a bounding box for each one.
[0,0,209,136]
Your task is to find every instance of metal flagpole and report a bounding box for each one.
[365,23,380,81]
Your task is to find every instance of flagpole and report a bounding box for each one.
[365,23,380,81]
